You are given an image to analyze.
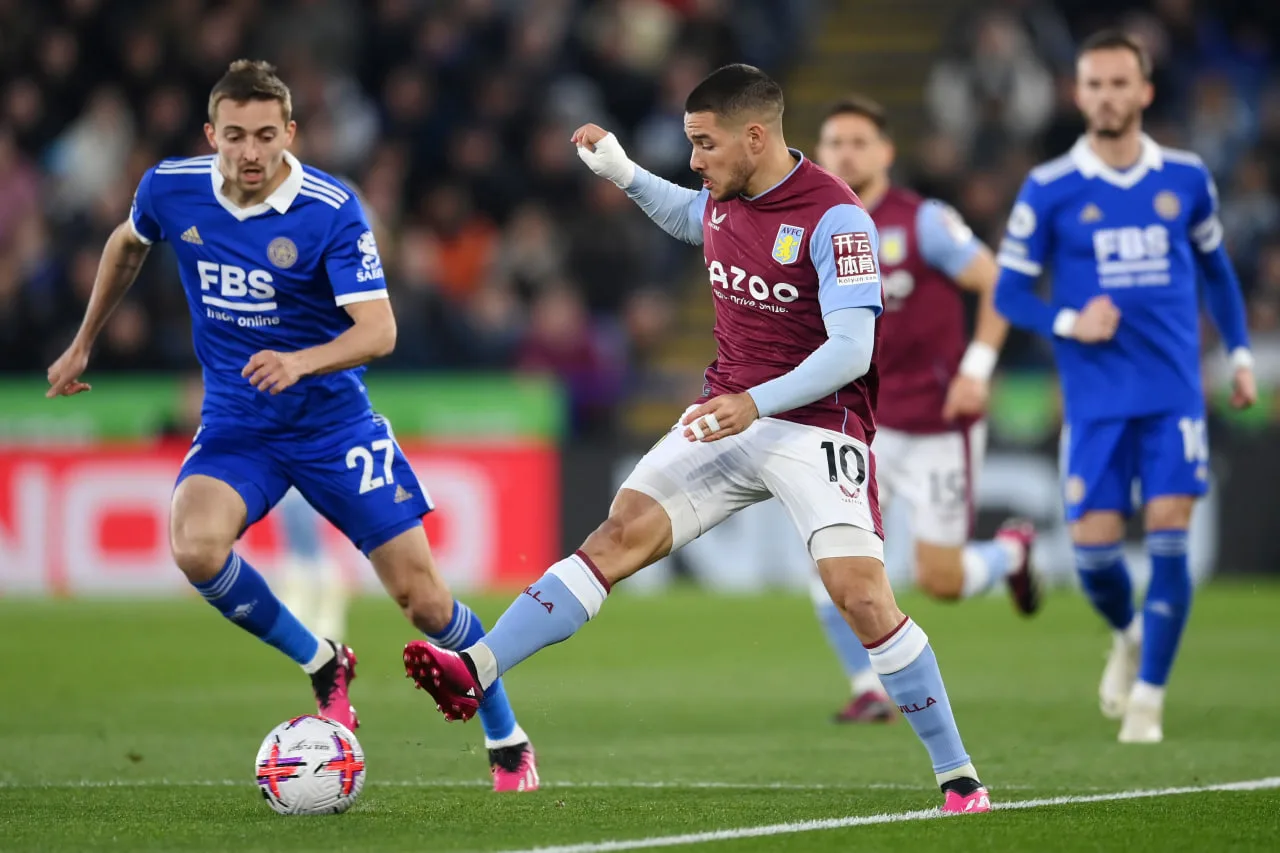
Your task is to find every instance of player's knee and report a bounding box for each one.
[1071,511,1125,545]
[581,505,670,583]
[821,560,893,625]
[169,524,233,583]
[389,574,452,634]
[1144,498,1193,532]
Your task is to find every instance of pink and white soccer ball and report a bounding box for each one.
[254,715,366,815]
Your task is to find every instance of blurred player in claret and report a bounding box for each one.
[811,96,1040,724]
[994,31,1256,743]
[405,63,991,815]
[44,60,540,791]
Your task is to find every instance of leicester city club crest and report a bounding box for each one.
[771,224,805,265]
[268,236,298,269]
[1154,191,1181,221]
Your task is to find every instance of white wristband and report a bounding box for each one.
[1052,309,1079,338]
[1230,347,1254,371]
[958,342,998,381]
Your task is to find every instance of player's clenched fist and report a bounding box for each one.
[681,393,760,442]
[243,350,305,395]
[942,375,989,422]
[571,124,636,189]
[1072,294,1121,343]
[46,343,92,398]
[1232,366,1257,410]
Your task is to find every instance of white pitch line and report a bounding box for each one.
[0,779,946,792]
[496,776,1280,853]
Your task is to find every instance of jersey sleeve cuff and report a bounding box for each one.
[334,289,389,307]
[1052,309,1078,339]
[129,218,155,245]
[1230,347,1254,371]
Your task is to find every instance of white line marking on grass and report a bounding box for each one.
[0,779,948,792]
[497,776,1280,853]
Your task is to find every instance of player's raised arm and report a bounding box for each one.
[1187,163,1256,408]
[243,196,395,394]
[573,124,707,245]
[736,205,883,423]
[46,174,158,398]
[994,178,1119,344]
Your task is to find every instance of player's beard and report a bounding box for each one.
[713,157,754,201]
[1090,106,1139,139]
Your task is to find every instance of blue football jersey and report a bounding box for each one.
[130,151,387,430]
[995,136,1228,421]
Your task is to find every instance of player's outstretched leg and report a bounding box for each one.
[809,579,893,723]
[171,475,356,729]
[405,488,667,719]
[368,526,538,791]
[816,537,989,815]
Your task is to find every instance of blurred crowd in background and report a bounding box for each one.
[0,0,1277,432]
[0,0,808,436]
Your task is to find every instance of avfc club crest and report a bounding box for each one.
[267,236,298,269]
[771,224,805,265]
[879,227,907,266]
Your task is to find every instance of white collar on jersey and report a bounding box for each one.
[209,150,305,221]
[1069,134,1164,189]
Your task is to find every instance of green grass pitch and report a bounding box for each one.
[2,582,1278,852]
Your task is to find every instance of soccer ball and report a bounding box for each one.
[254,715,365,815]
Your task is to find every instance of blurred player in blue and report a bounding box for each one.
[45,60,539,789]
[994,32,1255,743]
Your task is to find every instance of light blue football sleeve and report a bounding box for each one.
[811,204,883,317]
[916,200,981,278]
[129,168,163,244]
[746,306,877,418]
[625,166,708,245]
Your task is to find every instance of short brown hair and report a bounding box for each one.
[207,59,293,124]
[1078,29,1153,80]
[822,95,889,136]
[684,63,784,124]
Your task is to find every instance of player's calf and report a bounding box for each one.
[914,542,965,601]
[814,535,986,809]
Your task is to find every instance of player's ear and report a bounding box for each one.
[1140,81,1154,109]
[285,120,298,147]
[745,121,766,154]
[204,123,217,151]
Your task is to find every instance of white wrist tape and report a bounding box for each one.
[1052,308,1079,338]
[1230,347,1255,371]
[958,342,998,381]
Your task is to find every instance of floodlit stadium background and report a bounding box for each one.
[1,0,1278,597]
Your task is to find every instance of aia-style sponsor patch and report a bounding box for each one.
[771,224,805,265]
[833,231,879,286]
